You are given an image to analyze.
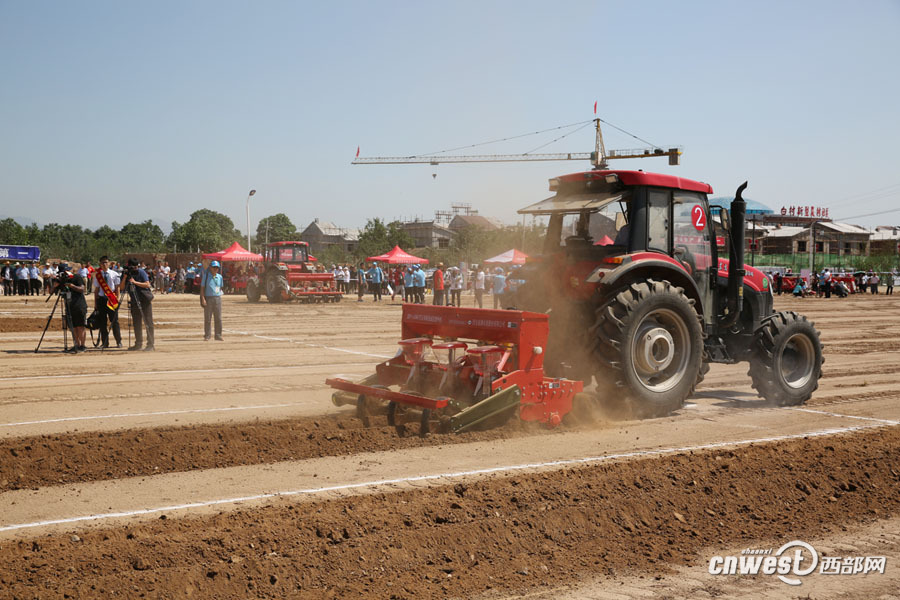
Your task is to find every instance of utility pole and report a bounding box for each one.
[521,214,526,252]
[246,189,256,253]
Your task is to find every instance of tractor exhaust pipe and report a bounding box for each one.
[724,182,748,328]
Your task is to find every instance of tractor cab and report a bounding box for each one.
[264,241,311,266]
[519,170,721,329]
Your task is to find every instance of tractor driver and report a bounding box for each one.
[613,222,630,247]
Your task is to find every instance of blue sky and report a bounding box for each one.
[1,0,898,235]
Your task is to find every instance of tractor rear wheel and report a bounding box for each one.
[265,274,288,303]
[748,311,823,406]
[592,280,703,418]
[246,280,261,303]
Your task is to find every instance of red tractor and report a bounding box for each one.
[327,169,824,436]
[512,170,823,417]
[246,241,342,303]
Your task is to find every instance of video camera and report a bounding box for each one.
[50,269,75,299]
[123,259,144,283]
[55,270,75,287]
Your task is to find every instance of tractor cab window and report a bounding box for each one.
[647,189,670,253]
[559,213,582,245]
[274,245,308,263]
[557,199,631,248]
[526,186,632,251]
[673,191,713,322]
[589,200,630,247]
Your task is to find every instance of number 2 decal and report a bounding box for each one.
[691,205,707,232]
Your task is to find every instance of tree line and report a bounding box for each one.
[0,210,247,263]
[0,210,546,267]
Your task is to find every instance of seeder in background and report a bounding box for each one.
[327,304,583,437]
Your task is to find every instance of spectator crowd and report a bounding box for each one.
[768,268,898,298]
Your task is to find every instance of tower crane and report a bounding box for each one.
[352,119,682,169]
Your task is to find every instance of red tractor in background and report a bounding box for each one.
[246,241,342,303]
[511,170,823,417]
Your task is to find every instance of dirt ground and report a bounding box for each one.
[1,290,899,598]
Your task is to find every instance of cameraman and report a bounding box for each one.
[56,263,88,353]
[123,258,155,351]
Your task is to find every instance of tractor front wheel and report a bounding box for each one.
[265,274,288,303]
[592,280,703,418]
[748,311,823,406]
[246,280,261,303]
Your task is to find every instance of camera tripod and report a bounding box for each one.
[34,286,73,353]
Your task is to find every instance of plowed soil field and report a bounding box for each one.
[1,290,899,598]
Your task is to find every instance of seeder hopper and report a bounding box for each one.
[327,304,583,437]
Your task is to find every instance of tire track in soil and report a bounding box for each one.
[2,428,898,599]
[825,340,900,355]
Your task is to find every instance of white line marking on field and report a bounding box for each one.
[0,362,377,382]
[224,328,394,359]
[0,402,308,428]
[0,420,892,534]
[790,406,900,425]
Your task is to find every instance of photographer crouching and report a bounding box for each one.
[122,258,155,351]
[55,263,88,353]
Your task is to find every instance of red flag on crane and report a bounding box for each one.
[356,146,360,158]
[593,101,597,114]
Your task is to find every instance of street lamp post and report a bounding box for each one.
[808,220,819,275]
[751,215,756,267]
[246,189,256,253]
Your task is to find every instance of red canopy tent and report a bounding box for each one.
[483,248,528,265]
[202,242,263,262]
[367,245,429,264]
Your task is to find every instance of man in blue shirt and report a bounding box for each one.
[403,266,414,302]
[29,262,42,296]
[199,261,224,341]
[15,263,30,296]
[367,262,384,302]
[412,264,426,304]
[492,267,507,309]
[185,262,196,294]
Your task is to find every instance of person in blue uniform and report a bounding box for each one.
[416,264,428,303]
[492,267,507,309]
[367,262,384,302]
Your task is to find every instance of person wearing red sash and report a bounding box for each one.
[93,255,123,349]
